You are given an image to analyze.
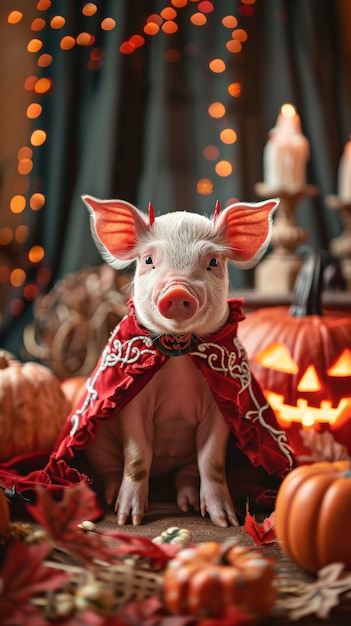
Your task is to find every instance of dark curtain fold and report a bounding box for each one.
[1,0,350,355]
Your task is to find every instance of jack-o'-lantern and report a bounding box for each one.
[239,250,351,456]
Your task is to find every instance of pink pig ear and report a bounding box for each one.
[216,199,279,269]
[82,195,149,268]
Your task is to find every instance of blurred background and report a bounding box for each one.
[1,0,351,363]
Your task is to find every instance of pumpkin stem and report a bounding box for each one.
[289,249,324,317]
[0,352,11,370]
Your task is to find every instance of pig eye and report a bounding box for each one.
[207,258,219,271]
[145,256,154,266]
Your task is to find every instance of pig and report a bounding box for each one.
[76,195,292,527]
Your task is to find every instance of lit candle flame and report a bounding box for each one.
[281,103,296,119]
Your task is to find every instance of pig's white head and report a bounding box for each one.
[82,196,278,336]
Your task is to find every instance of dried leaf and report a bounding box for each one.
[27,482,100,539]
[243,505,276,545]
[277,562,351,620]
[298,429,351,463]
[0,539,68,626]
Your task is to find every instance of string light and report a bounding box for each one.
[3,0,256,315]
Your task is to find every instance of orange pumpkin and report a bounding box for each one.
[0,489,10,535]
[239,251,351,455]
[0,353,71,460]
[163,541,276,622]
[275,460,351,572]
[61,375,87,409]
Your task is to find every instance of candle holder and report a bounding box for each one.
[326,194,351,291]
[254,182,319,294]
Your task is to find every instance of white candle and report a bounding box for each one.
[337,136,351,202]
[263,104,310,191]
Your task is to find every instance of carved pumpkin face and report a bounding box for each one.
[238,252,351,455]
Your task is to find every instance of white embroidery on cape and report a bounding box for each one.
[69,334,156,436]
[191,336,294,468]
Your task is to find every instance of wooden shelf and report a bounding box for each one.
[231,289,351,313]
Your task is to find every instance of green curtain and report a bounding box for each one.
[1,0,350,354]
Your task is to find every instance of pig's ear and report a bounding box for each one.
[82,195,149,268]
[215,199,279,269]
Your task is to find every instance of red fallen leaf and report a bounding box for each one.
[26,483,179,568]
[26,482,100,538]
[0,539,69,626]
[243,505,276,545]
[26,482,117,565]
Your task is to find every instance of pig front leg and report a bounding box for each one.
[115,408,153,526]
[197,411,239,528]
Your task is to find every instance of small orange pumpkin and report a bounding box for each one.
[0,352,71,461]
[163,541,276,622]
[275,460,351,572]
[0,489,10,536]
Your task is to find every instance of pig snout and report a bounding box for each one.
[157,285,198,320]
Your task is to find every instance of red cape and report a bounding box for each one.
[0,298,294,516]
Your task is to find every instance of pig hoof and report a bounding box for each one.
[117,513,129,525]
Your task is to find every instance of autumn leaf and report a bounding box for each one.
[277,562,351,620]
[0,539,68,626]
[27,482,100,539]
[26,483,118,565]
[243,505,276,545]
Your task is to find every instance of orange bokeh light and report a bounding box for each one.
[8,11,23,24]
[10,195,26,214]
[101,18,116,30]
[209,58,226,73]
[190,13,207,26]
[60,36,75,50]
[144,22,160,35]
[38,53,53,67]
[50,15,65,29]
[130,35,145,48]
[76,32,95,45]
[215,160,233,177]
[232,28,248,42]
[18,147,33,160]
[171,0,187,6]
[27,39,43,53]
[82,3,98,16]
[23,284,39,301]
[15,225,29,243]
[28,245,45,263]
[208,102,226,118]
[161,7,177,19]
[10,268,26,288]
[203,145,220,160]
[37,0,52,10]
[222,15,238,28]
[228,82,242,97]
[226,39,242,53]
[220,128,237,144]
[18,159,33,175]
[146,14,163,26]
[26,104,42,120]
[30,129,47,146]
[120,41,135,54]
[0,227,13,245]
[162,21,178,34]
[31,18,46,30]
[196,178,213,195]
[34,77,52,93]
[30,193,45,210]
